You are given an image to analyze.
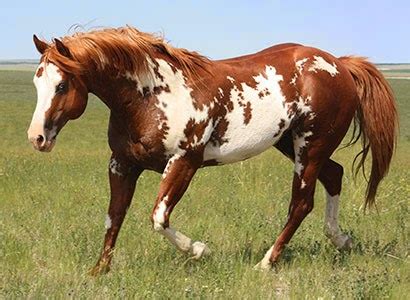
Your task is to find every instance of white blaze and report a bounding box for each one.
[28,63,62,140]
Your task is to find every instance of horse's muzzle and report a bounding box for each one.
[29,134,56,152]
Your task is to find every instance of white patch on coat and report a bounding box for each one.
[301,180,307,189]
[293,131,313,176]
[153,196,168,231]
[204,65,290,164]
[191,120,214,149]
[308,56,339,77]
[28,63,62,142]
[291,95,315,121]
[157,112,167,130]
[109,158,123,176]
[124,56,157,94]
[150,59,211,155]
[104,214,112,230]
[296,57,309,74]
[291,58,309,86]
[290,74,298,86]
[162,154,182,179]
[308,112,316,120]
[324,192,352,249]
[218,87,224,97]
[294,95,313,116]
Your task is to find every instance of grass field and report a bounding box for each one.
[0,69,409,298]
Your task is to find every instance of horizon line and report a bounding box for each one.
[1,59,409,65]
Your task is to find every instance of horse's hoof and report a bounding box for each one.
[253,260,273,271]
[338,235,353,251]
[330,234,353,251]
[191,241,210,259]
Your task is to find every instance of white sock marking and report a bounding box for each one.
[159,226,210,259]
[324,192,351,248]
[255,245,274,270]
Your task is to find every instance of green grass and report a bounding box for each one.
[0,70,409,298]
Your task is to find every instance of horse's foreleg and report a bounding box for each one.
[319,160,352,250]
[90,155,142,276]
[151,153,210,259]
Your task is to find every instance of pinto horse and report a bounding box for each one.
[28,26,397,274]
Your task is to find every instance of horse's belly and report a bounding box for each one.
[203,90,291,165]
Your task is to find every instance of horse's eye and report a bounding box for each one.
[56,82,67,93]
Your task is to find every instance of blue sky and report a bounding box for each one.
[1,1,409,62]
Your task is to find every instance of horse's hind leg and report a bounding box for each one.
[275,134,352,250]
[256,132,325,269]
[318,160,352,250]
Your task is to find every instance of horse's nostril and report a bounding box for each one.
[36,135,45,144]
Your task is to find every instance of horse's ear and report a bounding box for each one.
[33,35,49,54]
[54,38,71,58]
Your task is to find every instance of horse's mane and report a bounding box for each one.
[43,26,211,81]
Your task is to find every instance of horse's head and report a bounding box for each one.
[28,35,88,152]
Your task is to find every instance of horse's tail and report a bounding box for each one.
[339,56,398,209]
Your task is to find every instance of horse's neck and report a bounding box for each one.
[86,70,147,112]
[87,55,190,112]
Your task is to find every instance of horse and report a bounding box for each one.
[28,26,398,274]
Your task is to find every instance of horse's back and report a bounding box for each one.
[216,43,303,64]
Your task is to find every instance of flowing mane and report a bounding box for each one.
[42,26,211,80]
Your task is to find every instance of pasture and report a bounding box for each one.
[0,68,409,298]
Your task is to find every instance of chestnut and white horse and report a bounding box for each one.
[28,26,397,274]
